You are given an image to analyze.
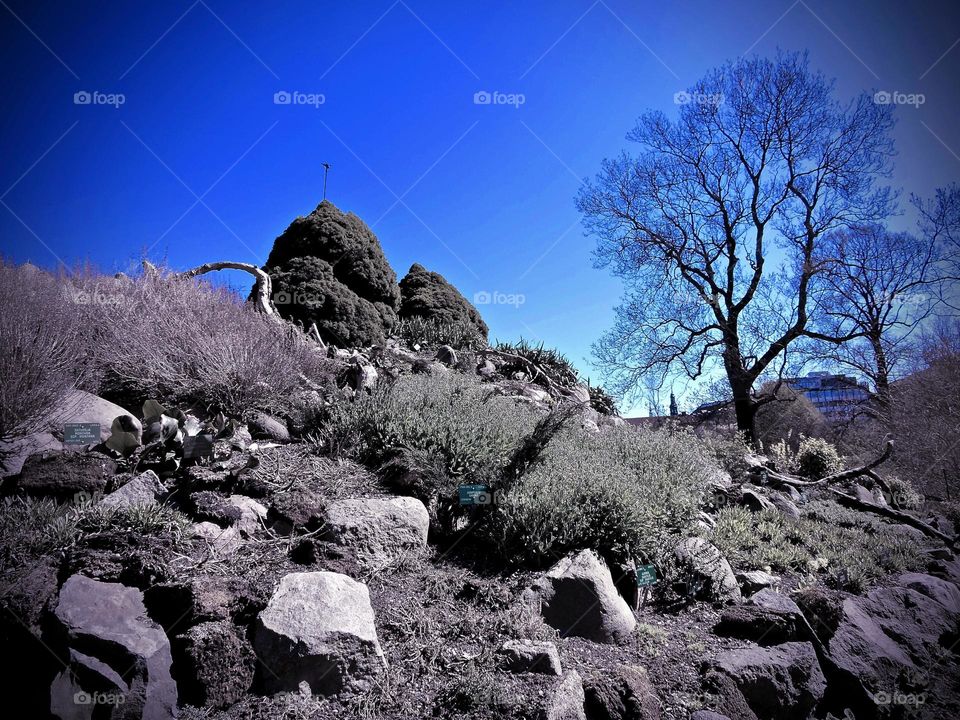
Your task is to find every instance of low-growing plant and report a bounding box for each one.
[395,315,487,351]
[0,263,87,443]
[710,501,923,592]
[494,426,718,567]
[587,383,618,416]
[322,373,539,481]
[769,434,843,480]
[495,338,580,388]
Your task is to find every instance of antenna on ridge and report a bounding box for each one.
[322,162,331,201]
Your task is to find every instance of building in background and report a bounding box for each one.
[785,371,872,421]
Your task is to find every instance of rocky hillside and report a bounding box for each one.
[0,265,958,720]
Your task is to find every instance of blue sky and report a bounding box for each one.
[2,1,959,414]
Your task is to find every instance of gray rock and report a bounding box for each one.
[584,664,660,719]
[736,570,779,594]
[709,642,826,720]
[192,522,242,556]
[225,494,267,537]
[98,470,164,509]
[268,487,326,535]
[675,537,741,604]
[477,359,496,377]
[171,620,255,708]
[895,572,960,613]
[56,389,138,443]
[714,590,806,645]
[691,712,732,720]
[322,496,429,561]
[351,363,378,393]
[767,491,800,519]
[524,550,636,644]
[15,451,117,501]
[0,431,63,478]
[51,575,177,720]
[435,345,458,366]
[544,670,587,720]
[248,412,290,443]
[828,583,960,706]
[740,487,775,513]
[253,571,386,696]
[499,639,562,676]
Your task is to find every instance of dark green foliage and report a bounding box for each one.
[495,338,579,388]
[262,201,401,346]
[398,263,488,340]
[588,384,617,416]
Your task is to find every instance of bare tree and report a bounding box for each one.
[915,183,960,307]
[811,225,940,409]
[578,53,895,441]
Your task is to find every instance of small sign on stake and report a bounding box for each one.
[635,563,658,610]
[458,484,493,506]
[64,423,100,445]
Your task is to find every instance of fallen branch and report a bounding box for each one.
[477,348,561,395]
[754,438,894,488]
[176,261,279,320]
[828,488,956,547]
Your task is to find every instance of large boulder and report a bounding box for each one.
[826,581,960,711]
[260,201,401,347]
[171,620,256,708]
[523,550,636,644]
[714,590,807,645]
[322,496,429,561]
[14,451,117,501]
[544,670,587,720]
[0,431,62,478]
[253,571,386,695]
[708,642,826,720]
[50,575,177,720]
[583,664,661,719]
[675,538,741,604]
[398,262,488,340]
[56,389,138,444]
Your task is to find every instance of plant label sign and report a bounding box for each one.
[64,423,100,445]
[458,484,493,506]
[183,434,215,461]
[636,564,657,587]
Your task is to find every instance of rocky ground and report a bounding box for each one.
[0,343,958,720]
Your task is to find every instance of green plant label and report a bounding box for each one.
[183,434,215,460]
[636,564,657,586]
[64,423,100,445]
[458,484,493,506]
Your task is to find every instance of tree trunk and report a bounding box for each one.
[869,331,891,412]
[732,390,757,444]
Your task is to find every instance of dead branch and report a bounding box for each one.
[755,438,894,488]
[828,488,956,547]
[176,261,279,319]
[478,348,561,394]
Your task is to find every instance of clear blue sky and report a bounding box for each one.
[2,1,959,414]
